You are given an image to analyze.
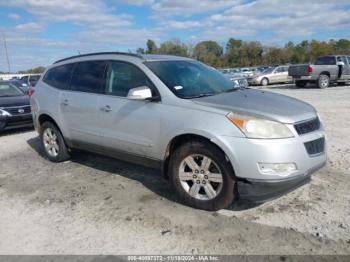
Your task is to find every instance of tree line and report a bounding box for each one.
[137,38,350,68]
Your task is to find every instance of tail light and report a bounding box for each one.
[307,66,313,75]
[28,87,35,97]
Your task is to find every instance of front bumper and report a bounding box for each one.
[212,128,327,201]
[237,160,325,202]
[248,78,261,85]
[0,114,33,131]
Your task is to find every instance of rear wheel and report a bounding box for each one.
[295,80,307,88]
[41,122,70,162]
[260,77,269,86]
[169,140,236,211]
[317,74,330,89]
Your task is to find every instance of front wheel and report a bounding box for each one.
[169,140,236,211]
[41,121,70,162]
[317,74,330,89]
[260,78,269,86]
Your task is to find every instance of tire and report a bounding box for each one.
[260,78,269,86]
[169,140,236,211]
[295,80,307,88]
[40,121,70,162]
[316,74,330,89]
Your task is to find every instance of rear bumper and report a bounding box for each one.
[293,76,314,81]
[0,114,33,131]
[237,160,326,202]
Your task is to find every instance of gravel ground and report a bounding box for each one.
[0,85,349,255]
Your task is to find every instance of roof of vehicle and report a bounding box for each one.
[53,52,192,64]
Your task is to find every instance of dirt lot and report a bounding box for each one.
[0,85,349,255]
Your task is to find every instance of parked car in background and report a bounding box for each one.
[31,52,326,211]
[8,80,30,93]
[0,82,33,132]
[288,55,350,88]
[20,74,41,87]
[249,66,292,86]
[223,74,249,88]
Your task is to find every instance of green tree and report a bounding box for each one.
[146,39,158,54]
[136,47,145,54]
[18,66,45,74]
[158,39,188,56]
[192,41,223,67]
[225,38,243,66]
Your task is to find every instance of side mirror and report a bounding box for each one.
[127,86,153,100]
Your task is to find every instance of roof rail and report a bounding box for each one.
[53,52,143,64]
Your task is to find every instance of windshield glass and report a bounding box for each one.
[144,60,236,98]
[262,67,275,74]
[0,83,24,97]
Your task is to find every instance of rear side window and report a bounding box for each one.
[70,61,107,93]
[43,64,74,90]
[105,61,155,97]
[315,56,336,65]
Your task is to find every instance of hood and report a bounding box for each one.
[0,95,30,108]
[192,89,316,123]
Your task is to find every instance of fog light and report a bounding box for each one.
[258,162,297,176]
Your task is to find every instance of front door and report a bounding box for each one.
[97,61,161,159]
[341,56,350,80]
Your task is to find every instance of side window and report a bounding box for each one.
[105,61,155,97]
[70,61,107,93]
[43,63,74,90]
[276,67,283,73]
[340,56,348,65]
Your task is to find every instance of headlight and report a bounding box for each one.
[226,112,294,139]
[232,80,240,88]
[230,79,248,88]
[0,109,11,117]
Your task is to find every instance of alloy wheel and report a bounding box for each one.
[43,128,59,157]
[178,154,223,200]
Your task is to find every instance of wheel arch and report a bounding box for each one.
[319,71,330,77]
[260,77,269,85]
[162,133,236,180]
[38,113,61,135]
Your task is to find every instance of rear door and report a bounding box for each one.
[97,61,161,159]
[60,60,107,145]
[280,66,290,83]
[270,67,283,83]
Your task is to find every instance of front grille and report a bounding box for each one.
[304,137,325,155]
[294,117,320,135]
[3,106,31,116]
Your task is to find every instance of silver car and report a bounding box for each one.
[31,52,326,211]
[249,66,292,86]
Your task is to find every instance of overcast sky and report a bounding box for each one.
[0,0,350,71]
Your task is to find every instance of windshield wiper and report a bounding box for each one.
[186,93,217,99]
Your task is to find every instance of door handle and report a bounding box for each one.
[61,99,69,106]
[101,105,112,112]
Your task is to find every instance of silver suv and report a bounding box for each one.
[31,52,327,211]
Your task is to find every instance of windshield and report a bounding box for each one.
[144,60,236,98]
[0,83,25,97]
[262,67,275,74]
